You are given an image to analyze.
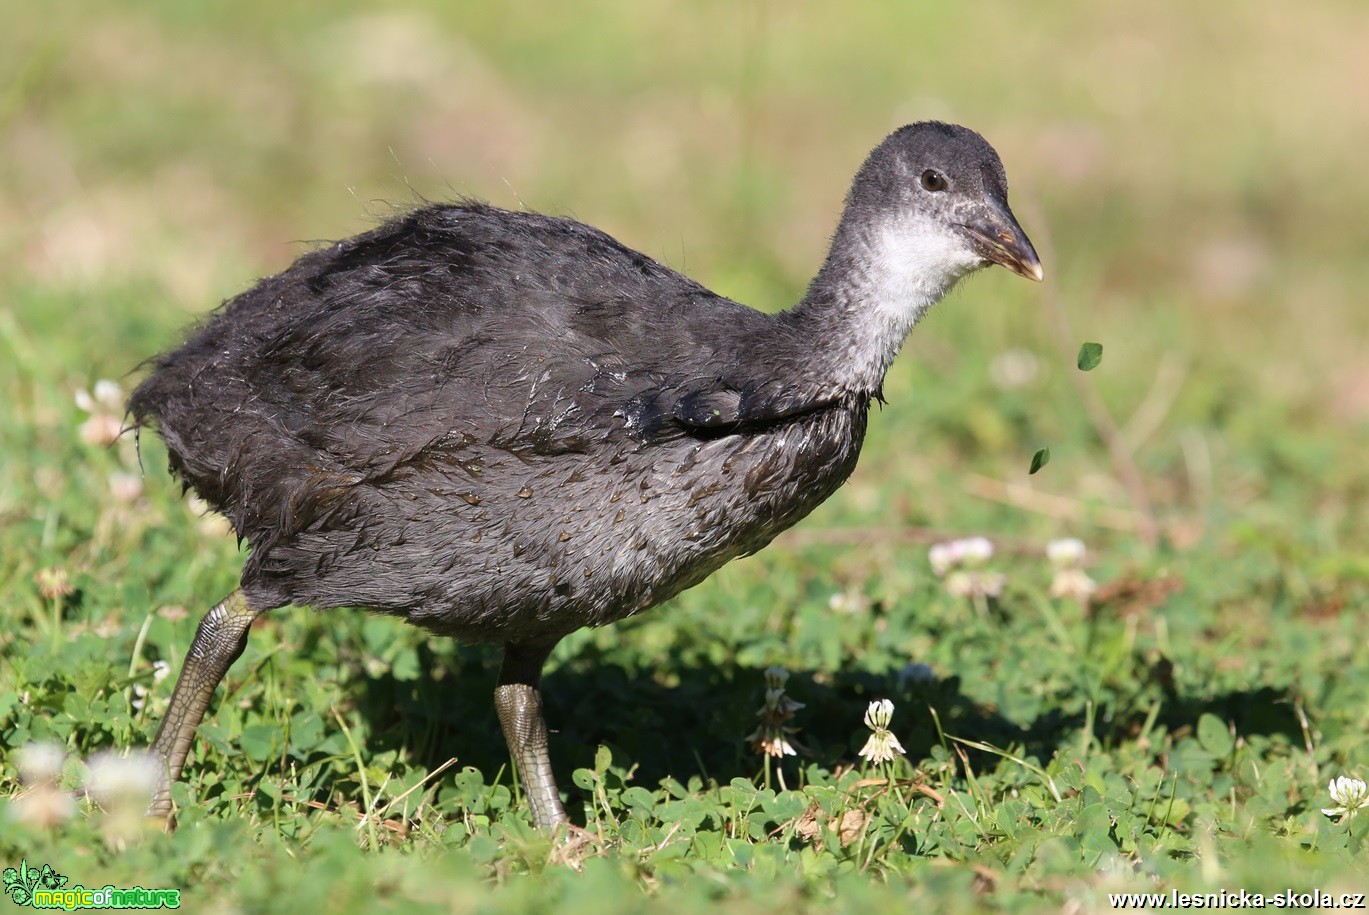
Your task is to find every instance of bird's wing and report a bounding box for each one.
[134,202,851,558]
[237,203,844,474]
[668,381,844,433]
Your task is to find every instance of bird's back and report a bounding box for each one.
[131,203,869,642]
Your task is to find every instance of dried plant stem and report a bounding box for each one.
[1121,352,1187,451]
[962,474,1144,532]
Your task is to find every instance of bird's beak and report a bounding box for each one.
[961,199,1044,282]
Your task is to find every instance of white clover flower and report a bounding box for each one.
[929,542,958,577]
[1046,539,1094,601]
[945,569,1006,599]
[16,742,67,785]
[85,750,162,808]
[977,571,1006,598]
[1047,538,1087,568]
[1050,567,1097,601]
[1322,776,1369,820]
[863,699,894,730]
[763,665,789,690]
[92,379,123,407]
[747,728,798,757]
[827,590,870,614]
[930,538,995,574]
[85,750,164,843]
[33,568,74,601]
[958,537,994,566]
[80,415,124,447]
[859,728,903,767]
[764,688,804,716]
[11,785,78,829]
[109,471,143,504]
[75,379,123,414]
[858,699,906,765]
[75,379,125,448]
[858,729,905,764]
[749,666,804,758]
[130,661,170,712]
[931,538,1004,599]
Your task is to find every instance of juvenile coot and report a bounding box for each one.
[130,122,1041,829]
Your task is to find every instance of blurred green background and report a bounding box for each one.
[2,1,1368,911]
[5,0,1368,541]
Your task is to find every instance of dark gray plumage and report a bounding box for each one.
[129,121,1042,829]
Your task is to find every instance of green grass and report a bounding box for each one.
[2,1,1368,911]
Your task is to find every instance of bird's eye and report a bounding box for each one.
[920,170,948,192]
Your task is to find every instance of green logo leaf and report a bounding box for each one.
[4,858,38,906]
[1077,342,1103,371]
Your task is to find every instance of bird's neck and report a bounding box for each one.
[786,212,975,395]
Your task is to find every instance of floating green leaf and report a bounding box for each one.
[1077,342,1103,371]
[1030,448,1050,474]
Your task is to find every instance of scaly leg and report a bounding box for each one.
[493,638,568,829]
[147,590,266,818]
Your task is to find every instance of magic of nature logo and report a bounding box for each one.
[3,860,180,910]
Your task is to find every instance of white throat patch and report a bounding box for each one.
[836,212,982,388]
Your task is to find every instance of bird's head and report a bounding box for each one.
[844,121,1043,289]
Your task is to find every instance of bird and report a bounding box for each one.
[128,121,1042,830]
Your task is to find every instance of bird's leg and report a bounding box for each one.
[146,590,265,818]
[494,638,568,830]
